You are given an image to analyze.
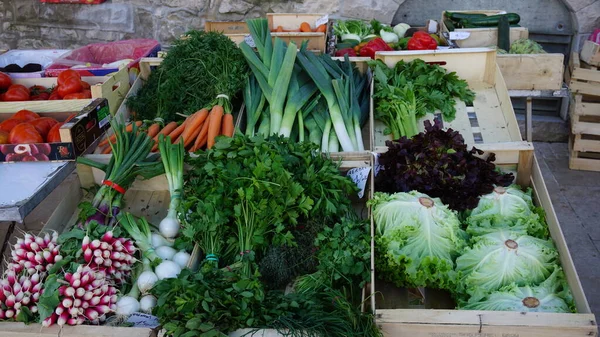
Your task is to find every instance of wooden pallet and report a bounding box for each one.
[569,94,600,171]
[0,66,130,115]
[566,52,600,97]
[373,48,523,149]
[496,53,565,90]
[370,147,598,336]
[580,40,600,67]
[440,10,529,48]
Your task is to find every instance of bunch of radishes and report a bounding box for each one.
[82,231,136,285]
[0,270,43,319]
[42,266,118,327]
[0,232,62,321]
[8,232,62,276]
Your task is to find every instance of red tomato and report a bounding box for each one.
[57,69,81,86]
[31,92,50,101]
[0,118,26,133]
[8,84,29,94]
[57,77,83,98]
[3,88,30,102]
[9,123,43,144]
[46,122,64,143]
[28,117,58,139]
[48,90,62,100]
[82,89,92,98]
[0,130,8,144]
[62,92,90,100]
[80,81,91,90]
[13,110,40,121]
[0,72,11,90]
[29,85,47,93]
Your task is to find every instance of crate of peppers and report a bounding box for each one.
[333,19,445,58]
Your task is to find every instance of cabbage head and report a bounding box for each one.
[369,191,467,290]
[461,268,573,313]
[466,185,548,238]
[456,230,558,302]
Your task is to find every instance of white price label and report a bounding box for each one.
[126,312,160,328]
[315,14,329,28]
[372,152,383,177]
[448,32,471,40]
[244,34,256,48]
[347,166,371,198]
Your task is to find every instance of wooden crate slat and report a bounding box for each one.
[568,52,600,97]
[572,134,600,152]
[497,53,565,91]
[580,40,600,67]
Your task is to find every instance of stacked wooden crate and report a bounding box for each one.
[566,51,600,171]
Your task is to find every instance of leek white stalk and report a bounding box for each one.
[158,134,185,239]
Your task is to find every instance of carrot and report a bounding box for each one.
[221,113,234,137]
[146,123,161,139]
[315,24,327,33]
[168,120,188,144]
[180,108,209,148]
[190,116,210,152]
[300,22,311,32]
[151,121,178,152]
[101,145,112,154]
[99,120,142,147]
[207,105,224,149]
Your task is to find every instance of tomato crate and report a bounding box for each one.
[369,145,597,336]
[567,51,600,97]
[0,98,110,163]
[373,48,522,150]
[0,66,130,115]
[569,94,600,172]
[440,10,529,48]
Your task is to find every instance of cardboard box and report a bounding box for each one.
[0,98,110,162]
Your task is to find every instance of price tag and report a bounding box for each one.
[126,312,160,328]
[372,152,383,177]
[347,166,371,198]
[448,32,471,40]
[244,34,256,48]
[315,14,329,28]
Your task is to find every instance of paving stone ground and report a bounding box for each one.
[535,142,600,318]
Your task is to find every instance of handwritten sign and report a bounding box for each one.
[244,34,256,48]
[347,166,371,198]
[126,312,160,328]
[315,14,329,28]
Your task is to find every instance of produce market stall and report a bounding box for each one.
[0,9,595,337]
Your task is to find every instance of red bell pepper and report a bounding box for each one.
[407,31,438,51]
[359,37,393,59]
[335,48,357,57]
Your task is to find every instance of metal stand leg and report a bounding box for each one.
[526,97,533,142]
[559,95,570,121]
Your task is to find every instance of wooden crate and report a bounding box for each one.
[440,10,529,48]
[204,17,327,52]
[234,57,374,160]
[580,40,600,67]
[0,66,130,115]
[370,146,598,336]
[567,52,600,97]
[497,53,565,90]
[373,48,523,149]
[569,94,600,172]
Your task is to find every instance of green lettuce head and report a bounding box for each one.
[456,229,558,302]
[369,191,467,290]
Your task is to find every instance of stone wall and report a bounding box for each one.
[0,0,597,50]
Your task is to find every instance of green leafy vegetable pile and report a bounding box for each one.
[149,134,378,336]
[370,59,475,139]
[127,31,248,122]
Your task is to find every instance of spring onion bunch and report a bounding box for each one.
[76,121,164,227]
[157,134,185,239]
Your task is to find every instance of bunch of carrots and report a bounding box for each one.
[98,105,234,154]
[272,22,327,33]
